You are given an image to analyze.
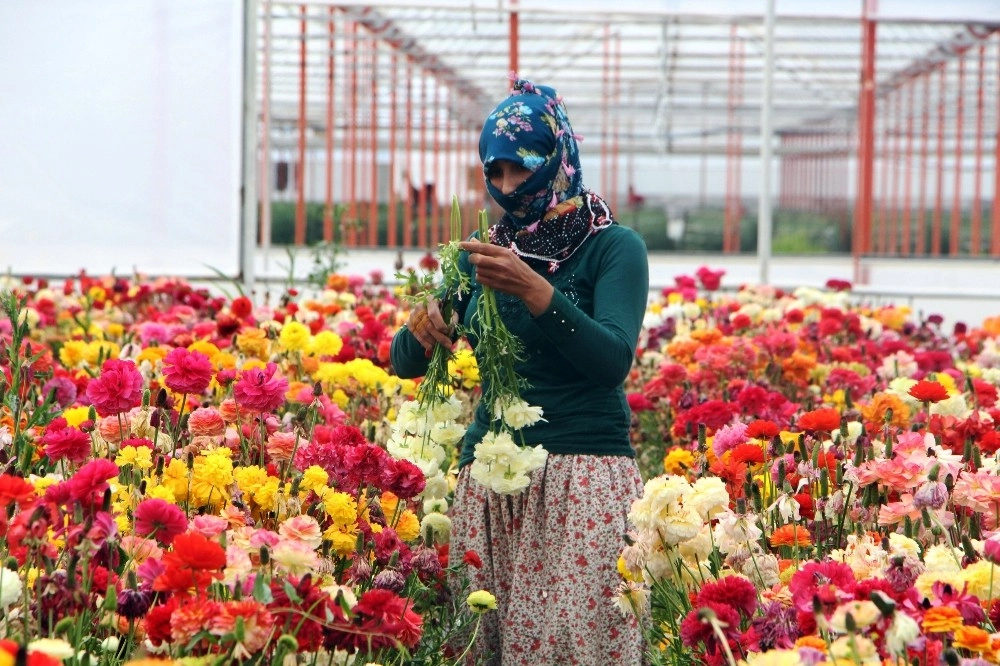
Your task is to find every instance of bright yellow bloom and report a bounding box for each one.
[300,466,329,494]
[313,362,347,387]
[233,465,271,498]
[310,331,343,357]
[236,329,271,359]
[58,340,88,369]
[212,351,237,371]
[395,510,420,541]
[105,322,125,339]
[663,447,694,475]
[115,445,153,471]
[61,406,91,428]
[84,340,120,366]
[324,491,358,529]
[380,492,401,522]
[136,346,169,368]
[324,526,359,556]
[161,458,190,503]
[145,483,176,503]
[190,450,234,509]
[279,321,311,353]
[330,388,349,409]
[466,590,497,613]
[252,477,283,512]
[189,340,220,359]
[449,349,480,389]
[343,359,391,393]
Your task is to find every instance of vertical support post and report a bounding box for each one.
[404,64,413,248]
[259,0,271,266]
[876,95,890,254]
[431,83,442,247]
[917,72,930,255]
[295,4,308,246]
[345,20,358,245]
[509,0,519,82]
[993,34,1000,256]
[853,0,877,276]
[610,33,621,215]
[323,7,335,243]
[240,0,260,296]
[971,44,985,255]
[700,84,708,208]
[368,40,379,246]
[950,51,965,256]
[724,22,743,254]
[388,52,398,247]
[902,79,914,256]
[932,63,945,256]
[889,88,901,254]
[418,75,428,247]
[757,0,775,284]
[601,24,610,198]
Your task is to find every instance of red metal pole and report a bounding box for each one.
[950,52,965,256]
[917,72,930,255]
[932,63,945,257]
[889,89,902,254]
[877,96,890,255]
[431,84,442,247]
[601,24,610,198]
[902,79,914,256]
[295,5,308,246]
[368,41,379,246]
[610,32,621,215]
[971,44,985,255]
[323,8,335,243]
[387,53,398,248]
[404,63,414,248]
[993,35,1000,257]
[853,0,877,265]
[418,75,428,248]
[509,0,519,82]
[345,21,358,246]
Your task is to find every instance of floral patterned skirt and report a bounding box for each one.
[449,454,645,666]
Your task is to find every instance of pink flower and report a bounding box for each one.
[86,359,144,416]
[134,498,188,545]
[712,421,748,459]
[188,407,226,437]
[278,515,323,549]
[266,431,301,462]
[233,363,288,413]
[383,458,426,500]
[161,347,214,395]
[97,414,132,444]
[188,514,228,538]
[41,418,92,463]
[68,458,120,503]
[695,265,726,291]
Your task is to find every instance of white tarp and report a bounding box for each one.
[0,0,245,278]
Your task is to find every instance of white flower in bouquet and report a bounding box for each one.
[685,477,729,520]
[0,567,21,608]
[470,433,546,495]
[677,524,715,562]
[431,421,466,447]
[422,497,449,514]
[421,470,451,500]
[657,507,703,546]
[430,393,464,423]
[628,476,692,530]
[712,509,764,555]
[493,397,546,430]
[393,400,427,436]
[386,433,448,474]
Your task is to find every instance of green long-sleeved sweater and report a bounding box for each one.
[390,223,649,468]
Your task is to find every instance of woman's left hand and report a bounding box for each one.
[459,240,554,316]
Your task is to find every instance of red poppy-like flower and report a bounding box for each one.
[161,347,213,395]
[40,418,92,463]
[233,362,288,413]
[143,598,179,646]
[165,532,227,570]
[86,359,144,416]
[351,588,424,649]
[67,458,120,503]
[134,498,188,545]
[796,408,841,432]
[746,419,780,440]
[825,278,852,291]
[0,474,35,506]
[695,266,726,291]
[908,380,950,404]
[463,550,483,569]
[729,443,765,466]
[696,576,758,618]
[627,393,656,412]
[230,296,253,319]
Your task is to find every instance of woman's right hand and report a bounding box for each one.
[406,298,455,353]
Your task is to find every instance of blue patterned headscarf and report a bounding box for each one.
[479,78,584,225]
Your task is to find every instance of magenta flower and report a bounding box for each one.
[233,362,288,413]
[134,498,188,545]
[161,347,213,395]
[86,359,144,416]
[41,418,92,463]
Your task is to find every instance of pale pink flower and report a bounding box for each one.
[855,458,924,493]
[266,431,301,463]
[278,515,323,549]
[188,514,228,538]
[98,414,131,444]
[119,535,164,564]
[249,529,281,550]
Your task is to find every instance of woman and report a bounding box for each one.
[390,78,649,665]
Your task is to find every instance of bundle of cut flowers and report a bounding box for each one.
[0,270,494,666]
[620,268,1000,666]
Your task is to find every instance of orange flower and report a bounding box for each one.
[908,380,949,404]
[769,524,812,548]
[796,408,842,432]
[690,328,724,345]
[860,392,910,429]
[953,625,992,653]
[781,352,816,384]
[728,442,765,466]
[795,636,828,651]
[921,606,964,634]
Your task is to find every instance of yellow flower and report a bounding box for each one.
[233,465,271,498]
[663,448,694,475]
[394,510,420,542]
[85,340,120,366]
[58,340,88,369]
[252,478,283,513]
[448,349,480,389]
[189,340,220,359]
[279,321,311,353]
[310,331,343,357]
[115,445,153,471]
[324,527,359,556]
[343,359,391,394]
[380,492,401,522]
[330,389,350,409]
[324,491,358,529]
[190,451,233,508]
[212,351,237,371]
[466,590,497,613]
[958,560,1000,601]
[236,329,271,359]
[136,346,169,368]
[105,322,125,339]
[161,458,190,503]
[61,406,91,428]
[953,625,992,653]
[300,466,329,494]
[313,362,347,387]
[145,483,176,503]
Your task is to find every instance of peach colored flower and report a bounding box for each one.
[188,515,228,538]
[856,458,924,492]
[119,535,163,564]
[266,431,301,463]
[188,407,226,437]
[98,414,131,444]
[278,515,323,549]
[218,399,240,423]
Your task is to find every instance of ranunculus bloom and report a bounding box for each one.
[188,407,226,437]
[86,359,144,416]
[161,347,213,395]
[40,418,92,463]
[626,393,655,412]
[134,498,188,545]
[908,379,949,403]
[796,407,841,432]
[233,363,288,413]
[695,265,726,291]
[67,458,120,503]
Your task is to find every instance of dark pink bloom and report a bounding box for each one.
[68,458,120,503]
[695,266,726,291]
[41,417,92,463]
[627,393,655,412]
[383,458,426,500]
[86,359,144,416]
[233,363,288,413]
[134,498,188,545]
[161,347,213,395]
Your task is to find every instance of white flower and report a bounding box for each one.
[469,435,545,495]
[677,524,714,561]
[628,476,692,530]
[887,533,921,559]
[614,580,650,618]
[658,507,703,546]
[431,422,466,447]
[923,544,963,573]
[430,394,464,423]
[884,612,920,657]
[712,509,763,555]
[0,568,21,607]
[420,512,452,544]
[494,398,546,430]
[930,393,969,418]
[422,497,449,514]
[685,477,729,520]
[420,470,451,500]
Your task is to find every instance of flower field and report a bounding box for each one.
[2,267,1000,666]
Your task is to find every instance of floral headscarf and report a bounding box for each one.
[479,78,583,224]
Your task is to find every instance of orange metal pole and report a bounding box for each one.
[404,65,414,248]
[993,35,1000,257]
[932,63,945,257]
[853,0,877,265]
[509,0,519,82]
[323,8,336,243]
[876,111,888,254]
[971,44,985,255]
[444,95,454,240]
[387,53,398,248]
[889,89,901,254]
[295,5,308,246]
[418,75,428,248]
[917,73,930,255]
[345,21,358,246]
[902,80,914,256]
[950,53,965,256]
[601,25,610,198]
[369,42,379,246]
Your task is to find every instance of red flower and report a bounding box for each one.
[463,550,483,569]
[825,278,852,291]
[695,266,726,291]
[0,474,35,506]
[143,598,179,646]
[746,419,779,440]
[796,408,841,432]
[908,380,949,403]
[134,498,188,545]
[696,576,758,618]
[40,418,92,463]
[161,347,214,395]
[627,393,656,412]
[86,359,144,416]
[67,458,120,503]
[729,443,764,466]
[233,362,288,413]
[230,296,253,319]
[166,532,227,570]
[382,458,426,500]
[351,588,423,649]
[680,601,740,648]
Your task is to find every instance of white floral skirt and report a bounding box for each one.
[449,454,645,666]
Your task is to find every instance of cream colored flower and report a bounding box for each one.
[467,590,497,613]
